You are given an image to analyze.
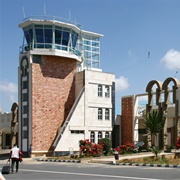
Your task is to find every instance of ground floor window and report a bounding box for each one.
[98,131,102,141]
[90,131,95,143]
[105,132,110,139]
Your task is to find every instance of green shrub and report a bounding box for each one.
[98,138,112,156]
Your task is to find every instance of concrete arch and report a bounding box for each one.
[146,80,162,108]
[146,80,162,92]
[162,77,180,104]
[162,77,180,90]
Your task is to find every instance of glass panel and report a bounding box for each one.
[44,29,52,43]
[44,25,52,28]
[72,34,78,48]
[55,29,62,45]
[23,118,28,126]
[35,25,43,28]
[22,81,28,90]
[92,41,99,47]
[84,40,91,45]
[55,26,62,30]
[84,51,91,59]
[35,28,44,43]
[84,45,91,51]
[92,47,99,52]
[24,29,33,45]
[22,93,28,102]
[62,31,69,46]
[23,105,28,114]
[92,61,99,68]
[84,60,91,67]
[92,37,99,41]
[92,53,99,60]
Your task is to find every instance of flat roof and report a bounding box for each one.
[19,16,103,38]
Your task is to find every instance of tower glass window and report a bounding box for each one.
[20,16,102,70]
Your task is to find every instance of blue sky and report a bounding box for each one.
[0,0,180,114]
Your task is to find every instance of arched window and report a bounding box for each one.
[98,108,102,120]
[105,132,110,139]
[90,131,95,143]
[105,109,109,120]
[98,131,102,141]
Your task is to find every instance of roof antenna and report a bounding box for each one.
[22,6,26,18]
[69,9,71,22]
[44,3,46,16]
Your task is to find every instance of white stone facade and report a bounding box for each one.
[54,70,115,152]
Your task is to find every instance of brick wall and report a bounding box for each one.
[121,96,134,144]
[31,56,76,152]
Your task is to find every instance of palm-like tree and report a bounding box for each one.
[143,110,165,146]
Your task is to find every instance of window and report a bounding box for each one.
[90,131,95,143]
[98,108,102,120]
[105,132,110,139]
[105,85,110,97]
[71,130,84,134]
[98,131,102,141]
[98,85,102,97]
[105,109,110,120]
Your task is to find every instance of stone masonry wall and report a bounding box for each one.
[121,96,134,144]
[31,55,76,152]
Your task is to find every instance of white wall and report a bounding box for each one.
[55,70,115,152]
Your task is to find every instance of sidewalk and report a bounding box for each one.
[1,149,179,168]
[83,152,174,164]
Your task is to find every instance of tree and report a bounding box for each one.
[143,110,165,146]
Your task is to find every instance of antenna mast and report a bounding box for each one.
[44,4,46,16]
[22,6,26,18]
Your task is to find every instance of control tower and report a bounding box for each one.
[18,15,115,156]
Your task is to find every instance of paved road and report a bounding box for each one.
[1,160,180,180]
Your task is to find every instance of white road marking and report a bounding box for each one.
[20,168,164,180]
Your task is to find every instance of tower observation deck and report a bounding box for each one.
[19,15,103,71]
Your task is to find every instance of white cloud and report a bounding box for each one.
[161,49,180,70]
[0,81,18,93]
[115,76,129,91]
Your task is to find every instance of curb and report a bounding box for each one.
[36,158,81,163]
[117,162,180,168]
[35,158,180,168]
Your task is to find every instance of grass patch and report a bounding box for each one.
[118,156,180,165]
